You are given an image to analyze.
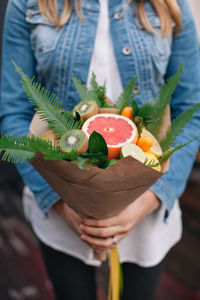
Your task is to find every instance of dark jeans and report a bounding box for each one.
[39,241,164,300]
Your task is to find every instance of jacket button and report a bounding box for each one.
[122,46,132,55]
[132,86,140,94]
[114,12,123,20]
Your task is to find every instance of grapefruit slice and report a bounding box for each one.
[82,114,138,160]
[141,129,163,158]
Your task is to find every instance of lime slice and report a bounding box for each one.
[141,129,163,158]
[121,144,145,163]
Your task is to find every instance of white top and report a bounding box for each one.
[87,0,123,101]
[24,0,182,267]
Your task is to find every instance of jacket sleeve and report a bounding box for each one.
[150,0,200,219]
[0,0,60,212]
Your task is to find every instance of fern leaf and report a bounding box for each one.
[0,135,36,163]
[72,76,98,102]
[138,99,157,121]
[13,61,82,137]
[90,73,106,107]
[146,65,183,136]
[144,159,160,168]
[160,103,200,152]
[115,77,137,112]
[44,149,78,161]
[27,136,78,161]
[131,100,139,119]
[0,134,73,163]
[159,137,199,163]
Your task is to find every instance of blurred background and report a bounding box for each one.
[0,0,200,299]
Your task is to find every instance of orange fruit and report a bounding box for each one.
[121,106,133,120]
[82,114,138,160]
[137,136,154,152]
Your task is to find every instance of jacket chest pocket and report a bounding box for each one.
[26,8,63,55]
[145,14,173,76]
[129,7,173,79]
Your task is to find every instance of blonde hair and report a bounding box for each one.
[39,0,182,36]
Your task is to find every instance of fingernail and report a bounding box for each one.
[81,235,85,240]
[80,225,84,230]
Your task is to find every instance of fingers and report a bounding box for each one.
[82,206,131,228]
[80,234,115,250]
[82,215,120,227]
[80,224,124,238]
[81,233,127,251]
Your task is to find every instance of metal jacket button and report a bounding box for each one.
[114,12,123,20]
[122,46,131,55]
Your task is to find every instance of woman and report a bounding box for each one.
[1,0,200,299]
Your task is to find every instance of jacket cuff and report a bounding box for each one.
[150,178,177,222]
[34,185,60,213]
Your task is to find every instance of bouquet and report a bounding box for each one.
[1,62,200,300]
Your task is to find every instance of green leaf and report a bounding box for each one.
[159,137,200,163]
[73,156,90,169]
[131,100,139,119]
[115,77,138,112]
[72,76,98,102]
[90,73,106,108]
[44,150,78,161]
[146,65,183,136]
[144,159,160,168]
[82,151,107,164]
[138,99,157,121]
[0,135,36,164]
[88,131,108,156]
[0,133,77,163]
[13,61,82,137]
[74,111,82,122]
[160,103,200,152]
[73,153,106,169]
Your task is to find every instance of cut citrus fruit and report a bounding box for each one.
[141,129,163,158]
[82,114,138,160]
[145,152,161,172]
[120,144,145,163]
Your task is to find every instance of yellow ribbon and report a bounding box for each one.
[108,247,122,300]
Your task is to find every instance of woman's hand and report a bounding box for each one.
[53,199,83,236]
[80,190,160,251]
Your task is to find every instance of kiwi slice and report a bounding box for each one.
[99,97,120,114]
[98,107,120,114]
[73,100,98,121]
[60,129,88,154]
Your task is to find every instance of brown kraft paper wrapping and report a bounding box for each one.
[30,106,171,260]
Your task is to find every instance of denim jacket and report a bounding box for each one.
[1,0,200,217]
